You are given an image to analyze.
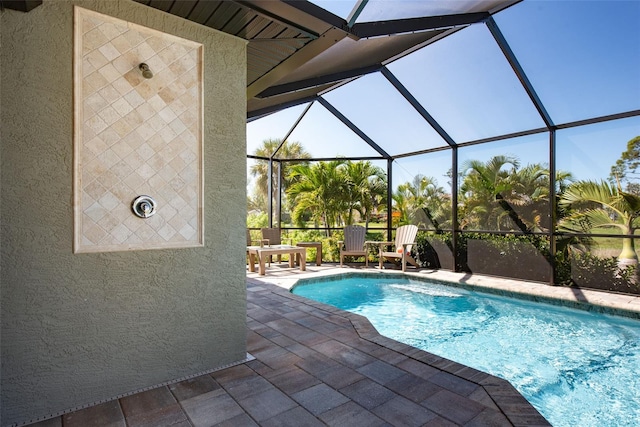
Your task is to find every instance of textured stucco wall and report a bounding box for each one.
[0,1,247,425]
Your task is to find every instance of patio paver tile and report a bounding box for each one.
[319,401,390,427]
[260,406,325,427]
[396,357,440,380]
[339,378,396,410]
[294,329,333,347]
[465,408,513,427]
[386,372,443,402]
[295,353,342,377]
[428,371,480,397]
[357,360,406,385]
[312,365,366,389]
[180,389,244,427]
[423,416,459,426]
[169,375,221,402]
[236,387,298,421]
[312,339,376,369]
[122,403,188,427]
[268,366,321,394]
[213,413,259,427]
[282,342,318,358]
[224,375,275,401]
[291,383,350,416]
[119,387,178,417]
[62,400,125,427]
[211,364,256,386]
[421,389,486,425]
[372,395,438,427]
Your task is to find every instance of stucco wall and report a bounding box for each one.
[0,1,247,425]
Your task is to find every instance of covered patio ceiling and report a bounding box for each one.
[129,0,518,122]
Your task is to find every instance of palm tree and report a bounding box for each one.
[559,180,640,269]
[286,160,347,235]
[249,138,311,213]
[394,175,448,229]
[459,155,521,230]
[342,161,387,228]
[392,187,412,227]
[511,163,551,232]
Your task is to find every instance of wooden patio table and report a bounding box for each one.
[295,241,322,266]
[247,245,306,275]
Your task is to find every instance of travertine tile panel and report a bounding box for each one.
[74,7,203,252]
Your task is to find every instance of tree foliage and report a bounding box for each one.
[457,155,558,232]
[558,180,640,266]
[392,175,449,229]
[610,135,640,195]
[249,138,311,212]
[285,160,387,234]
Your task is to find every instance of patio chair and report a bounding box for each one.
[247,230,267,266]
[260,228,292,263]
[338,225,368,267]
[377,224,419,272]
[247,229,268,247]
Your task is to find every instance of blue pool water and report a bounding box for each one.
[291,275,640,427]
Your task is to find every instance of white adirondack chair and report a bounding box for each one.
[339,225,368,267]
[378,224,419,271]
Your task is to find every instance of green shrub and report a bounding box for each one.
[415,231,640,294]
[556,252,639,294]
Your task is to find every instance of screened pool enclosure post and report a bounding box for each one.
[267,159,273,228]
[548,130,557,285]
[277,160,282,229]
[452,146,459,273]
[386,158,393,240]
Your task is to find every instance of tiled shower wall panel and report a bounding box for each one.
[74,7,203,252]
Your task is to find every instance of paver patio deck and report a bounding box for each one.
[24,264,562,427]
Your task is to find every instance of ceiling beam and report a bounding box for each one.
[1,0,42,12]
[247,27,349,99]
[280,0,349,31]
[256,64,383,98]
[351,12,490,38]
[240,0,347,35]
[247,95,320,121]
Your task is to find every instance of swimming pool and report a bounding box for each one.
[291,274,640,427]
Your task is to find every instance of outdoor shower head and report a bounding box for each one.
[139,63,153,79]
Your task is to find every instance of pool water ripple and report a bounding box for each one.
[292,276,640,427]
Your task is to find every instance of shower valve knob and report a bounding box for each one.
[132,195,157,218]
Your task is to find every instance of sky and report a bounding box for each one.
[247,0,640,193]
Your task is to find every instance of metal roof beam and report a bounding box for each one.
[485,17,555,129]
[256,64,383,98]
[317,97,390,159]
[351,12,489,38]
[241,0,347,35]
[381,67,457,148]
[272,102,314,158]
[247,95,319,121]
[247,27,349,99]
[280,0,349,30]
[347,0,368,28]
[555,109,640,130]
[235,1,326,39]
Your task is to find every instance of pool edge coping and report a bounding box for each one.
[286,269,640,320]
